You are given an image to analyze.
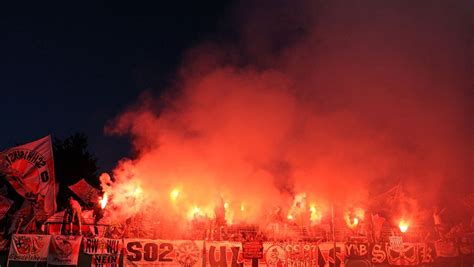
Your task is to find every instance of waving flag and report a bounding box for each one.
[69,178,99,204]
[1,136,56,215]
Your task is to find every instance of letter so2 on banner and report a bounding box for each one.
[124,239,203,266]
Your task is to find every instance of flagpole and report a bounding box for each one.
[331,203,336,262]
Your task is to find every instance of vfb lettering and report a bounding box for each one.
[127,241,174,262]
[345,243,368,259]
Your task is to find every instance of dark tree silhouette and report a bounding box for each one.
[53,133,100,210]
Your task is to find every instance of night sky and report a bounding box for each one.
[0,2,234,171]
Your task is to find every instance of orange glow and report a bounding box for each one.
[344,214,358,229]
[354,207,365,220]
[399,220,409,233]
[98,7,472,238]
[187,206,202,220]
[344,207,364,229]
[223,201,234,224]
[187,205,215,221]
[133,186,142,197]
[309,204,322,225]
[353,217,359,225]
[286,192,307,223]
[170,188,180,201]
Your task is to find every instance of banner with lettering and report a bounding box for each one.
[345,242,370,261]
[203,241,347,267]
[124,239,203,266]
[83,237,123,267]
[48,235,82,265]
[204,241,247,267]
[369,242,435,265]
[1,135,56,215]
[262,242,319,267]
[8,234,51,262]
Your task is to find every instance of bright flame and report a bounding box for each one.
[344,207,364,229]
[309,204,322,225]
[97,173,146,221]
[170,188,180,201]
[240,203,245,212]
[354,207,365,220]
[188,206,202,220]
[224,202,234,225]
[133,186,142,197]
[353,217,359,226]
[186,205,215,221]
[287,214,293,220]
[99,193,108,209]
[399,220,409,233]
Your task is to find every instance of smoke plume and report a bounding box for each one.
[104,0,472,229]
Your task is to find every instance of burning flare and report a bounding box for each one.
[309,204,322,225]
[344,207,364,229]
[398,219,409,233]
[170,188,180,202]
[99,193,108,209]
[188,206,202,220]
[187,205,214,221]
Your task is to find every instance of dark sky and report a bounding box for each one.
[0,2,234,171]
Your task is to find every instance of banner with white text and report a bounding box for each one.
[2,135,56,215]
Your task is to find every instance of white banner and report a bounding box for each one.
[124,239,203,266]
[8,234,51,262]
[48,235,82,265]
[2,135,56,215]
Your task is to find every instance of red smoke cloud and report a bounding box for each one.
[103,0,472,230]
